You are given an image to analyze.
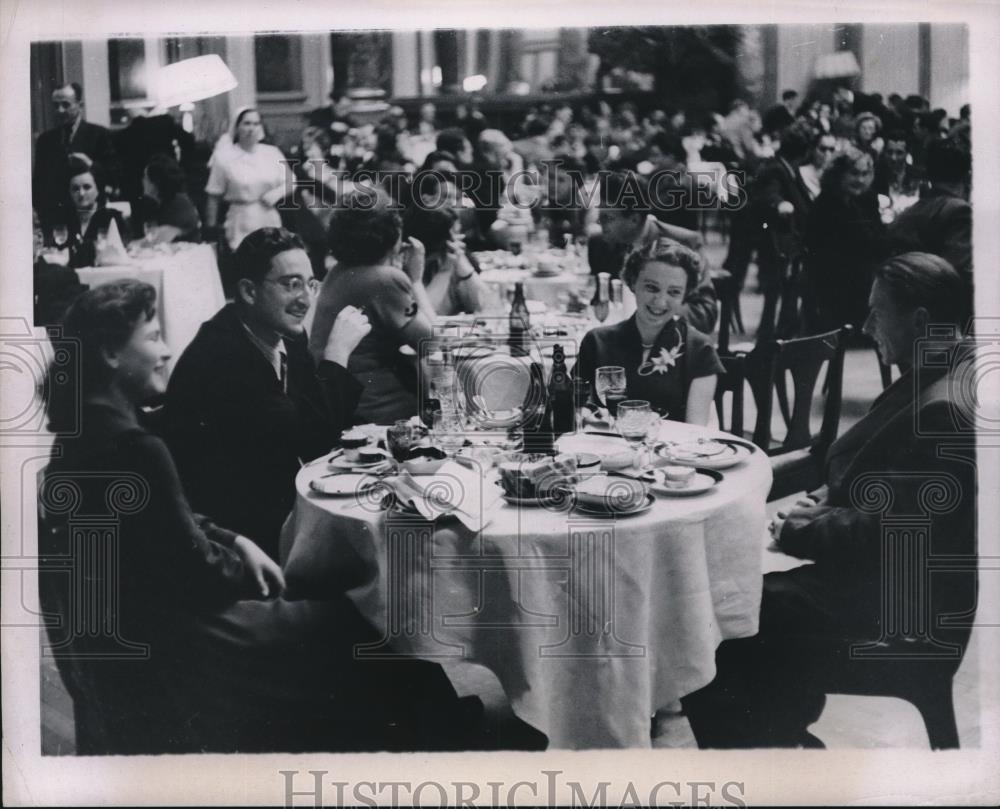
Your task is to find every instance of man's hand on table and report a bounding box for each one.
[233,535,286,598]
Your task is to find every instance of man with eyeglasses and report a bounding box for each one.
[164,227,370,560]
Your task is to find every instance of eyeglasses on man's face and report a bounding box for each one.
[263,276,319,295]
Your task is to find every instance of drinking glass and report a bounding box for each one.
[616,400,655,469]
[386,420,415,462]
[594,366,627,421]
[51,225,69,248]
[433,409,465,457]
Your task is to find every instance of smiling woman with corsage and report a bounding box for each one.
[573,239,723,424]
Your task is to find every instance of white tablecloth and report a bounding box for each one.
[479,268,585,310]
[281,420,771,749]
[75,244,225,366]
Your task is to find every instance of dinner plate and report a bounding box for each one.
[649,468,723,496]
[655,439,752,470]
[309,473,381,497]
[573,493,655,518]
[328,455,391,471]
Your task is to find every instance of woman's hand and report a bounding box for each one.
[400,236,426,284]
[233,535,285,598]
[323,305,371,368]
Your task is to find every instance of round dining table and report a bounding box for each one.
[280,419,771,749]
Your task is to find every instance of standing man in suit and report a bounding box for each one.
[588,171,718,334]
[33,82,118,235]
[750,122,816,340]
[681,252,977,747]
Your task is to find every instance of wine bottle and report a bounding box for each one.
[523,360,553,454]
[508,281,531,357]
[592,272,610,323]
[548,344,575,436]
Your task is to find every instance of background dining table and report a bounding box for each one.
[71,242,225,368]
[280,419,772,749]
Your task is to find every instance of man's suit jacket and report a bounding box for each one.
[778,357,977,639]
[587,215,718,334]
[164,304,363,560]
[751,156,813,266]
[33,120,118,227]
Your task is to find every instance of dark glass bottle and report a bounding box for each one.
[522,360,553,454]
[508,281,531,357]
[548,344,575,436]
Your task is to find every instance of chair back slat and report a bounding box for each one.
[747,325,851,456]
[713,352,746,436]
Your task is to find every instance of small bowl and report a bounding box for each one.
[402,456,448,475]
[661,465,696,489]
[575,452,602,476]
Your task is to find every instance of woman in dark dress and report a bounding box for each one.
[39,280,480,754]
[309,187,437,424]
[141,153,202,243]
[803,145,890,334]
[573,240,723,423]
[60,157,129,268]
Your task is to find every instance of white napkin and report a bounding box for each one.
[95,217,130,266]
[389,460,502,531]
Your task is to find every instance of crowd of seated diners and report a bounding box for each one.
[33,78,976,753]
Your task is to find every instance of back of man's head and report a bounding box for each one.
[925,138,971,185]
[876,252,969,328]
[233,227,306,287]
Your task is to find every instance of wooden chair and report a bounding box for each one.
[744,325,852,500]
[711,269,744,355]
[820,648,965,749]
[713,352,747,436]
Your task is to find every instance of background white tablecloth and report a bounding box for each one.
[75,243,224,367]
[281,420,771,749]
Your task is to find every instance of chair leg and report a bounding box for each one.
[912,687,960,749]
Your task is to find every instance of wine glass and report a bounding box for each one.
[616,400,653,468]
[433,409,465,458]
[51,225,69,249]
[594,366,627,422]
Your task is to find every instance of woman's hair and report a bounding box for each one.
[853,112,882,140]
[46,280,157,432]
[819,144,873,197]
[875,252,970,328]
[144,153,185,201]
[419,150,458,173]
[403,205,457,279]
[231,107,260,143]
[327,186,402,267]
[622,238,702,294]
[67,156,107,206]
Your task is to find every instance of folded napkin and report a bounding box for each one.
[388,460,502,531]
[95,217,130,266]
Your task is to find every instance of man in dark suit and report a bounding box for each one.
[749,121,816,340]
[762,89,799,139]
[889,138,972,310]
[588,171,718,334]
[164,228,369,561]
[681,252,977,747]
[33,82,118,234]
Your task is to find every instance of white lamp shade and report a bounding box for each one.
[152,54,238,109]
[814,50,861,80]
